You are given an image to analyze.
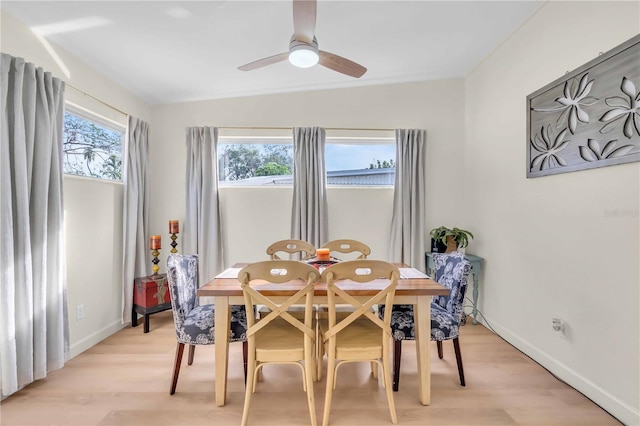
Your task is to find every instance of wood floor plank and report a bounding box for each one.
[0,311,621,425]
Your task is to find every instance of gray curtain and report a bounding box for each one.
[183,127,224,287]
[389,129,427,270]
[121,116,150,323]
[0,53,68,399]
[291,127,328,247]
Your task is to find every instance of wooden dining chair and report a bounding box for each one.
[266,239,316,260]
[239,260,320,426]
[321,239,371,260]
[315,239,371,370]
[319,260,399,426]
[166,254,248,395]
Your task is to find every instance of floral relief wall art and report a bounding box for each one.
[527,34,640,178]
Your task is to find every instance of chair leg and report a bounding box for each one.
[170,342,185,395]
[392,340,402,392]
[314,320,320,382]
[242,341,248,384]
[452,338,465,386]
[382,356,398,424]
[312,341,318,382]
[437,340,444,359]
[187,345,195,365]
[316,338,323,381]
[322,352,336,426]
[304,345,318,426]
[241,349,257,426]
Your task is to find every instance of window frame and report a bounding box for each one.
[217,136,294,186]
[325,136,396,187]
[62,102,126,182]
[217,135,396,187]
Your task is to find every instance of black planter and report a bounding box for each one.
[431,238,447,253]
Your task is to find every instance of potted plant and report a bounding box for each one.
[429,226,474,253]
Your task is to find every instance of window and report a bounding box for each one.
[62,108,124,181]
[217,136,395,186]
[218,138,293,185]
[325,139,395,186]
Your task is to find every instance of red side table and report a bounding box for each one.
[132,273,172,333]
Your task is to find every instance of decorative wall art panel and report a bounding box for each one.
[526,34,640,178]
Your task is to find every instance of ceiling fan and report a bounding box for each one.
[238,0,367,78]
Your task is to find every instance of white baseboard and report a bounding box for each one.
[475,316,639,426]
[67,320,126,360]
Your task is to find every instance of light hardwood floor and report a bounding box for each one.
[0,311,620,425]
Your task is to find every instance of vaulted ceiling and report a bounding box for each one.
[2,1,542,104]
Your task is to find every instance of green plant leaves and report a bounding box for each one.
[429,226,474,248]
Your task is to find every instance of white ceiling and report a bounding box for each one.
[2,1,542,105]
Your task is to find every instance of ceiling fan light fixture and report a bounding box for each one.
[238,4,366,78]
[288,45,319,68]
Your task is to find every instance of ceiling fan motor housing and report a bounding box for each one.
[288,35,319,68]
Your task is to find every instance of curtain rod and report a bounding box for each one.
[59,89,396,133]
[65,83,128,117]
[219,126,395,132]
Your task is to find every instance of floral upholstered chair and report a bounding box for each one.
[379,251,471,391]
[166,254,248,394]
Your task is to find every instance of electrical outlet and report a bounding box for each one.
[552,318,567,339]
[76,304,85,321]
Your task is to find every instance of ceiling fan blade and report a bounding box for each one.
[318,51,367,78]
[238,52,290,71]
[293,0,316,44]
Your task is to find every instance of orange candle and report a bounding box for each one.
[150,235,161,250]
[169,220,179,234]
[317,248,330,261]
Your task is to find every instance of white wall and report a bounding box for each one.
[63,177,124,356]
[218,186,394,266]
[1,11,152,357]
[150,80,465,274]
[464,2,639,424]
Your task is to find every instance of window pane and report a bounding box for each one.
[63,111,123,181]
[326,142,395,186]
[218,138,395,186]
[218,143,293,185]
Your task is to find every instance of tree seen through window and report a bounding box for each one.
[62,111,123,180]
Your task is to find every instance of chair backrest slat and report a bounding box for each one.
[266,239,316,260]
[321,239,371,260]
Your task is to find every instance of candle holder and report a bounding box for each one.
[151,248,161,275]
[169,220,179,254]
[150,235,162,276]
[170,233,178,254]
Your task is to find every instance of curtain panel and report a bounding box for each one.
[183,127,224,288]
[0,53,68,399]
[389,129,427,270]
[291,127,328,248]
[121,116,150,323]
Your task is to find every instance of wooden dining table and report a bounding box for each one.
[197,263,448,407]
